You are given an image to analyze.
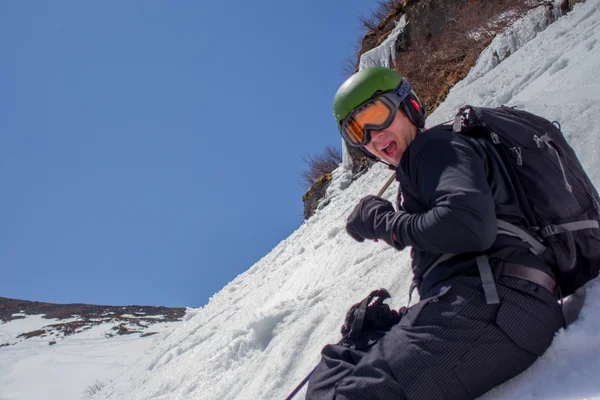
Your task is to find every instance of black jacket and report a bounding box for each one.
[393,125,552,294]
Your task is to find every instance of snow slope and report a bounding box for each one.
[8,2,600,399]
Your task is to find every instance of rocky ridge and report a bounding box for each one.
[0,296,185,346]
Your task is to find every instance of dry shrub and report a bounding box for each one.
[299,146,342,189]
[342,41,362,78]
[395,0,548,113]
[83,380,106,399]
[359,0,404,32]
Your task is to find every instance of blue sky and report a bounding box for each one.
[0,1,382,307]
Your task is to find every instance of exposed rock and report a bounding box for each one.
[401,0,471,49]
[345,145,374,176]
[17,329,45,339]
[112,324,140,336]
[303,174,333,220]
[302,142,374,221]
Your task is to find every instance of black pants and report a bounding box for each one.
[306,275,564,400]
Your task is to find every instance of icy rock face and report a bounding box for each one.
[342,141,354,171]
[359,16,407,70]
[458,2,562,88]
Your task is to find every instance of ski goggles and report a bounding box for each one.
[340,78,413,147]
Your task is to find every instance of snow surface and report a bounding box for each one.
[0,315,181,400]
[461,3,561,87]
[120,314,165,319]
[3,2,600,399]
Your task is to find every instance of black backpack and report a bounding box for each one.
[452,105,600,297]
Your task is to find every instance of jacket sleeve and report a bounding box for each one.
[392,134,497,254]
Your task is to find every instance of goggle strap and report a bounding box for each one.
[393,78,412,102]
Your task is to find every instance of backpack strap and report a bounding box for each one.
[540,220,599,237]
[534,134,573,192]
[540,220,600,271]
[409,253,500,305]
[499,219,599,272]
[409,220,546,306]
[497,219,546,255]
[476,255,500,304]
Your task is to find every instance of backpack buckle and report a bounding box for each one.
[453,114,463,132]
[541,224,563,237]
[453,106,472,133]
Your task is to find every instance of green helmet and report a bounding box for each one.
[332,66,425,130]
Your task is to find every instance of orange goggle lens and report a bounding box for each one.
[343,99,393,145]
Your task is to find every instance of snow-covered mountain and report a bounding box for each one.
[3,1,600,399]
[0,298,184,400]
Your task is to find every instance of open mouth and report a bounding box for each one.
[382,141,398,158]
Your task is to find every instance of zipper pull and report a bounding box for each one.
[490,132,500,144]
[512,147,523,166]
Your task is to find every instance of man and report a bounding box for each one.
[305,66,564,400]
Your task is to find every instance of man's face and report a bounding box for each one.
[364,109,417,166]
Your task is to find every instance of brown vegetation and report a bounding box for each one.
[299,146,342,190]
[358,0,404,33]
[394,0,549,113]
[302,173,334,220]
[83,380,106,400]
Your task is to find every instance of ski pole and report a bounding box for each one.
[284,364,319,400]
[284,339,343,400]
[377,172,396,197]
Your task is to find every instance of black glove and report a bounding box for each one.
[340,289,406,349]
[346,195,406,249]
